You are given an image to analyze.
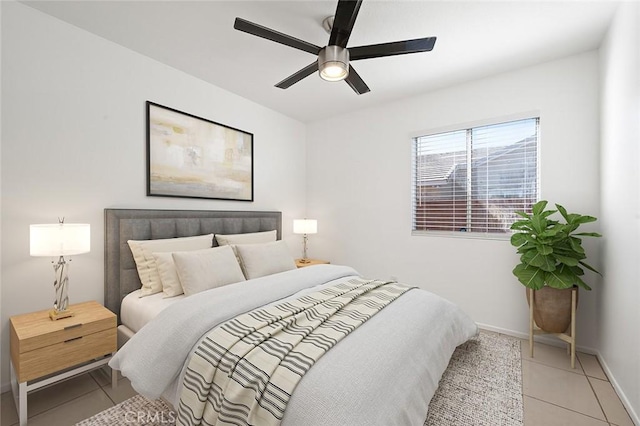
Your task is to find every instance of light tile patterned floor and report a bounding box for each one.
[520,339,635,426]
[0,339,635,425]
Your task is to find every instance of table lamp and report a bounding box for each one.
[293,219,317,263]
[30,220,90,320]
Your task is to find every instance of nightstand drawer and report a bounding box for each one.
[15,328,116,382]
[11,301,116,354]
[16,317,114,353]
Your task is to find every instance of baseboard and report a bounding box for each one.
[477,322,638,426]
[596,350,640,426]
[1,381,10,394]
[476,322,598,354]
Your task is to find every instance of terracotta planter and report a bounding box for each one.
[526,286,578,333]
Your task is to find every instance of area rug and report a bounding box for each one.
[77,331,522,426]
[425,331,523,426]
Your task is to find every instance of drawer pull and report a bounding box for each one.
[64,323,83,330]
[64,336,83,343]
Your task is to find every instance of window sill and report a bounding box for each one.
[411,230,512,241]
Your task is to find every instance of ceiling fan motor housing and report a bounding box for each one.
[318,45,350,81]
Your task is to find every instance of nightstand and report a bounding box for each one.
[295,258,330,268]
[10,301,117,425]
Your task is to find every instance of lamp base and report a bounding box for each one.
[299,258,311,264]
[49,309,74,321]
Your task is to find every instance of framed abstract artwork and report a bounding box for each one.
[146,101,254,201]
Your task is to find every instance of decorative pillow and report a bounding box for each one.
[234,240,296,280]
[153,252,183,298]
[172,245,246,297]
[214,230,277,246]
[127,234,213,297]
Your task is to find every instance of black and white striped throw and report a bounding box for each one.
[177,277,414,426]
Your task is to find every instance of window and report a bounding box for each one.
[412,117,539,236]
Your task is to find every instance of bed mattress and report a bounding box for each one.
[120,289,185,333]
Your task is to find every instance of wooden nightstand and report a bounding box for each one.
[10,301,117,425]
[295,258,330,268]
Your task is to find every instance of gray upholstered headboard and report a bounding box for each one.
[104,209,282,321]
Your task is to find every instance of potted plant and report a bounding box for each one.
[510,200,601,333]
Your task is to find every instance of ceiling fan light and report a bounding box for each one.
[320,61,349,81]
[318,45,349,82]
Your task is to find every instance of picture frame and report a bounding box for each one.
[146,101,254,201]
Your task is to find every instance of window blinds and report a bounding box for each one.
[412,118,539,235]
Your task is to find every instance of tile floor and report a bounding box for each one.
[520,338,634,426]
[0,338,635,425]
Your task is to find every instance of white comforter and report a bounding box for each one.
[110,265,477,426]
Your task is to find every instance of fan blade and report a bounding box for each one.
[234,17,321,55]
[344,65,370,95]
[275,62,319,89]
[329,0,363,48]
[349,37,437,61]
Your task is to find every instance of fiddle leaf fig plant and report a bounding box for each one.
[510,200,601,290]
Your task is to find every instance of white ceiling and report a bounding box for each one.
[23,0,619,123]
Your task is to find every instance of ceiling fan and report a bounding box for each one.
[234,0,437,95]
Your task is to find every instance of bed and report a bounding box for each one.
[105,208,477,426]
[104,209,282,339]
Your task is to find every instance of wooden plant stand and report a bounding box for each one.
[528,287,577,368]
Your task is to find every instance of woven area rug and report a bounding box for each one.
[78,331,522,426]
[425,331,523,426]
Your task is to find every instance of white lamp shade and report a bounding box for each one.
[293,219,318,235]
[30,223,91,257]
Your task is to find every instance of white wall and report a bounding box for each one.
[307,52,602,348]
[598,2,640,423]
[0,2,306,391]
[5,1,637,418]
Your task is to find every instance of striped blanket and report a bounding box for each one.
[177,277,414,426]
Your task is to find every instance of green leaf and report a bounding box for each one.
[518,246,536,254]
[574,232,602,238]
[532,200,548,215]
[530,215,547,234]
[569,237,586,254]
[544,266,576,289]
[574,215,597,225]
[524,251,557,272]
[565,223,580,234]
[573,275,591,291]
[513,264,546,289]
[570,266,585,276]
[510,232,527,247]
[555,254,579,266]
[553,245,585,259]
[556,203,569,222]
[520,249,536,264]
[537,244,553,255]
[510,220,532,231]
[579,260,602,276]
[515,211,530,219]
[566,213,581,225]
[539,228,561,238]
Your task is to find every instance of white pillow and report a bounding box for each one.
[234,240,296,280]
[153,252,183,298]
[215,230,277,246]
[127,234,213,297]
[172,245,246,296]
